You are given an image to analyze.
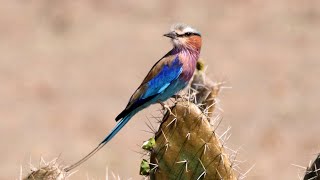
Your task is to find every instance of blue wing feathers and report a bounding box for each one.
[143,57,182,98]
[115,56,183,121]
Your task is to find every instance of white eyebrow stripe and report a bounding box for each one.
[170,23,201,36]
[183,27,197,33]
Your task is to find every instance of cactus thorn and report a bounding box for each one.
[149,163,159,172]
[160,129,169,143]
[164,143,169,152]
[216,168,223,179]
[203,143,210,155]
[199,158,207,173]
[158,101,177,118]
[166,117,177,128]
[145,118,157,133]
[176,160,189,172]
[186,132,191,140]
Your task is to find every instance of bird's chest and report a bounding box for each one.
[179,59,197,81]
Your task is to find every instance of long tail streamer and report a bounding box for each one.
[64,113,134,172]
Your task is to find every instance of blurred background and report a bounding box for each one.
[0,0,319,179]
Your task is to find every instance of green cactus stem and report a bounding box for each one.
[149,101,236,180]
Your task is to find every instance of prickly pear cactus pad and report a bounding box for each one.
[149,101,236,180]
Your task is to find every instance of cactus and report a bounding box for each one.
[23,158,69,180]
[141,60,236,180]
[304,154,320,180]
[190,59,223,119]
[150,101,236,180]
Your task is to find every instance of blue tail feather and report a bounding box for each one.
[64,112,135,172]
[100,112,135,145]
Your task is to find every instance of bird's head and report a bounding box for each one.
[164,23,202,51]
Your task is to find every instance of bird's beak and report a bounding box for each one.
[163,31,177,39]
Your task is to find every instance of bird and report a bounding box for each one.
[64,23,202,172]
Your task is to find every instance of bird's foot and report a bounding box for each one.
[158,101,176,117]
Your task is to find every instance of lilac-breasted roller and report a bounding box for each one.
[65,23,202,172]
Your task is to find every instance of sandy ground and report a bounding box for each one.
[1,1,320,179]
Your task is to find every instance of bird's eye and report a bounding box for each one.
[185,32,192,36]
